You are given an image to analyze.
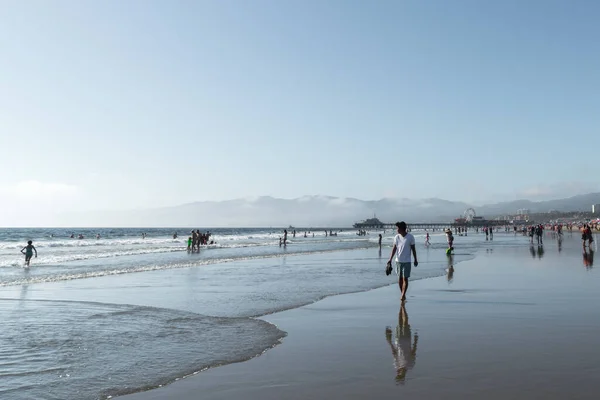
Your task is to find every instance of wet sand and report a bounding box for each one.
[120,236,600,400]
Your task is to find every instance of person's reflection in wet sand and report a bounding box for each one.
[558,236,563,253]
[18,284,29,310]
[385,303,418,384]
[529,245,536,259]
[378,247,382,259]
[583,249,594,269]
[446,254,454,283]
[537,245,544,259]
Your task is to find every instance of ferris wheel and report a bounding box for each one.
[464,208,476,222]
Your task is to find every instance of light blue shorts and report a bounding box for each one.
[396,262,411,278]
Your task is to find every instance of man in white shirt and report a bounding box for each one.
[387,221,418,302]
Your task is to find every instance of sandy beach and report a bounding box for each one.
[2,232,599,399]
[118,234,600,400]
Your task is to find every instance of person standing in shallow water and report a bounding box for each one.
[20,240,37,267]
[387,221,418,302]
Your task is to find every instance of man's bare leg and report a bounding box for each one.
[401,278,408,301]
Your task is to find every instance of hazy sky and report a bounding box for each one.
[1,0,599,218]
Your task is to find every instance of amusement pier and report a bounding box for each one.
[353,208,505,230]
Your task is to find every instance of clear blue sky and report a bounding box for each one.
[1,0,599,216]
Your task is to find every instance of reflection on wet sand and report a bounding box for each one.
[583,249,594,268]
[530,245,536,259]
[537,245,544,259]
[447,254,454,283]
[385,303,418,384]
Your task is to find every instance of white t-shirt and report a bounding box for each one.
[394,233,415,263]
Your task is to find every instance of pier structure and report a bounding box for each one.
[353,209,508,230]
[353,220,507,230]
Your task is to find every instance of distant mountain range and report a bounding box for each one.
[59,193,600,227]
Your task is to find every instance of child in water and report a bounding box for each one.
[21,240,37,267]
[445,230,454,255]
[187,237,193,252]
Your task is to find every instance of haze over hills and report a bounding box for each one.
[48,193,600,228]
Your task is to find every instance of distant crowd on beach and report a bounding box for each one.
[278,229,341,246]
[62,232,174,240]
[16,221,600,269]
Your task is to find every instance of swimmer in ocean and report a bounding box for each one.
[20,240,37,267]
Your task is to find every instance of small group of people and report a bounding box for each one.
[527,225,544,245]
[582,224,594,248]
[279,230,289,246]
[484,226,494,240]
[278,229,341,246]
[187,230,213,252]
[67,233,105,239]
[357,230,367,236]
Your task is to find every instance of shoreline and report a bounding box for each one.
[0,244,473,400]
[0,245,460,319]
[118,236,600,400]
[2,233,590,399]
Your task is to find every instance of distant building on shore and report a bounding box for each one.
[517,208,530,216]
[593,204,600,214]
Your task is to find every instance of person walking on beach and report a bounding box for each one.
[378,234,382,248]
[582,224,593,248]
[535,225,543,245]
[529,226,535,243]
[425,232,430,246]
[20,240,37,267]
[385,303,418,384]
[387,221,418,302]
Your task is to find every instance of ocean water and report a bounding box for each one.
[0,228,377,286]
[0,227,543,399]
[0,299,282,400]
